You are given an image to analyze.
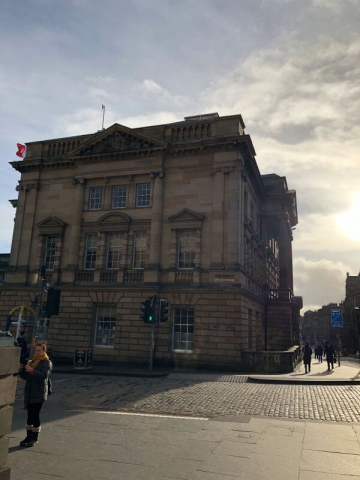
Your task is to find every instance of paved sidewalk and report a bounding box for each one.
[7,406,360,480]
[52,356,360,385]
[249,356,360,385]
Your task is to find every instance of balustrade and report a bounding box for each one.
[123,270,144,283]
[175,270,193,284]
[46,139,81,157]
[99,271,118,283]
[75,270,94,283]
[171,123,212,142]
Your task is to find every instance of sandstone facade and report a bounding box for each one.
[1,112,300,369]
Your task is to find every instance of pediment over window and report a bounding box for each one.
[169,209,205,222]
[68,123,168,158]
[169,208,205,230]
[98,212,131,225]
[97,212,131,232]
[37,216,68,235]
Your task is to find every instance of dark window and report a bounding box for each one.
[84,233,97,270]
[44,235,59,271]
[136,183,150,207]
[172,308,194,352]
[89,187,103,210]
[112,186,127,209]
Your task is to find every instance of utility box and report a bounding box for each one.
[0,345,20,480]
[74,349,93,370]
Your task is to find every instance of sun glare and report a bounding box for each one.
[337,193,360,241]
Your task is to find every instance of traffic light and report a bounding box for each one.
[159,299,169,324]
[140,297,155,323]
[45,288,61,318]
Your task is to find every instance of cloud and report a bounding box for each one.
[293,257,349,311]
[0,203,16,252]
[133,79,191,108]
[312,0,359,13]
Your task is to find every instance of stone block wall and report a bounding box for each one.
[0,287,267,371]
[0,344,20,480]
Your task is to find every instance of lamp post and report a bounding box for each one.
[354,307,360,362]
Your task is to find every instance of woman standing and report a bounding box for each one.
[18,341,52,447]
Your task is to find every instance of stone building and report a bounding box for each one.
[0,112,301,370]
[343,273,360,353]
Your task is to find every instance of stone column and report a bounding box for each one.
[67,180,86,267]
[225,169,240,267]
[145,173,164,282]
[210,170,224,267]
[277,215,291,300]
[9,189,27,268]
[62,180,85,283]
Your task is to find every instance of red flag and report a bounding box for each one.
[16,143,27,159]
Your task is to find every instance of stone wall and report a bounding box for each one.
[0,287,267,371]
[241,346,301,374]
[0,342,20,480]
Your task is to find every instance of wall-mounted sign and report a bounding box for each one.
[215,274,234,282]
[331,309,343,328]
[212,324,221,329]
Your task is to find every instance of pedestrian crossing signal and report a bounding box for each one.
[140,297,155,323]
[159,299,169,324]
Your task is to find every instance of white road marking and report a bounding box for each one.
[69,409,209,421]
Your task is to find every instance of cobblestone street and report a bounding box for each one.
[16,373,360,423]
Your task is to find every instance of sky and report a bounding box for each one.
[1,0,360,312]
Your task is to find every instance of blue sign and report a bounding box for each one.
[331,309,343,328]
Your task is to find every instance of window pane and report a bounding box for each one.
[44,235,59,271]
[106,232,122,269]
[84,233,97,270]
[132,231,147,269]
[136,183,150,207]
[172,308,194,352]
[89,187,103,210]
[112,186,126,209]
[94,305,116,348]
[178,230,195,269]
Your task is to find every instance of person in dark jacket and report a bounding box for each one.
[324,342,335,371]
[317,344,323,363]
[18,341,52,447]
[302,342,312,373]
[17,331,28,365]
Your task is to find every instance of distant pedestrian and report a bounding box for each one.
[302,342,312,374]
[317,344,323,363]
[18,341,52,447]
[324,342,335,371]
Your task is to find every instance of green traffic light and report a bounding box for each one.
[149,315,153,321]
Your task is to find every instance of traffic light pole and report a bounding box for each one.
[149,295,158,372]
[149,323,155,372]
[30,266,46,359]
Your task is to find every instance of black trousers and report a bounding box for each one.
[27,402,43,428]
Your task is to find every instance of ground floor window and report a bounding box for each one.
[172,307,194,352]
[94,305,116,348]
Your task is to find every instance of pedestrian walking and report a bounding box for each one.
[302,342,312,373]
[317,344,323,363]
[18,341,52,447]
[324,342,335,371]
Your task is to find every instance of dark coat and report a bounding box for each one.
[303,345,312,364]
[324,344,335,362]
[20,359,52,405]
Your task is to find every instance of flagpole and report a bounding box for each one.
[102,105,105,130]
